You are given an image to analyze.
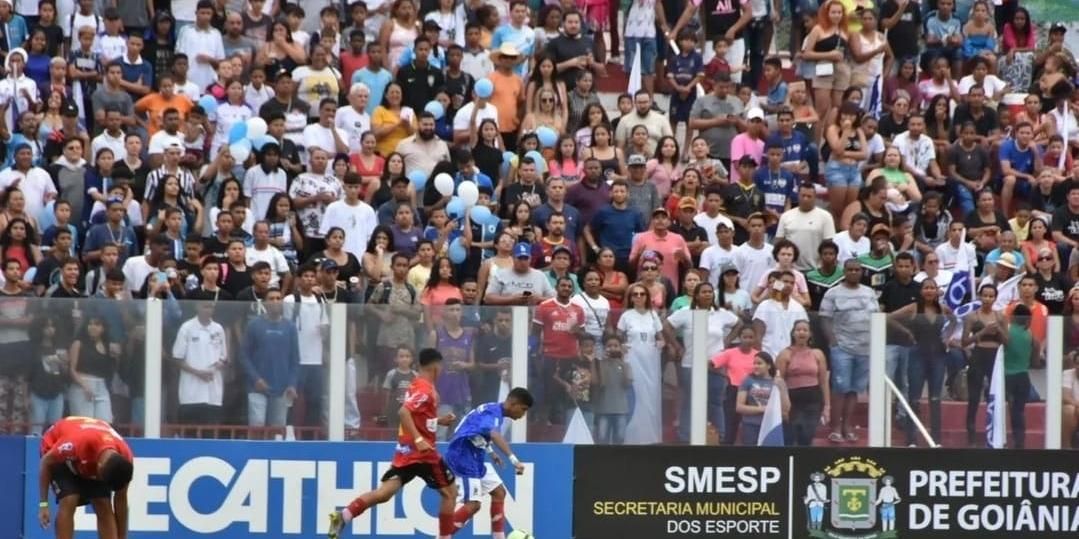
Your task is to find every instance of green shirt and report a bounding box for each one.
[1003,324,1033,375]
[805,266,843,311]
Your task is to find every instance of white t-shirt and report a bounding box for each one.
[731,241,776,294]
[284,293,329,366]
[121,255,157,295]
[177,25,226,90]
[172,318,228,406]
[699,244,735,288]
[302,123,349,160]
[242,165,288,222]
[753,299,809,358]
[892,131,936,177]
[571,293,610,340]
[0,167,57,220]
[245,245,291,288]
[212,102,253,155]
[775,207,836,270]
[958,74,1007,99]
[833,231,870,264]
[335,106,371,153]
[935,241,977,275]
[148,131,186,156]
[172,0,199,22]
[666,307,738,369]
[91,131,126,163]
[453,102,500,133]
[174,80,202,102]
[694,211,734,246]
[319,199,377,258]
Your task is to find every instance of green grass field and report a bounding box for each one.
[1026,1,1079,23]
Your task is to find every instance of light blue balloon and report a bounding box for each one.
[475,78,494,99]
[525,150,547,174]
[197,95,218,115]
[252,135,276,151]
[228,121,248,144]
[424,100,444,120]
[448,238,467,264]
[470,205,492,224]
[485,210,502,227]
[408,170,428,190]
[536,126,557,148]
[446,197,464,219]
[229,139,252,163]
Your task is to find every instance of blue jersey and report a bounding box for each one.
[445,402,504,478]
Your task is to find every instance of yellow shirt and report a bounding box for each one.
[372,106,414,156]
[839,0,873,34]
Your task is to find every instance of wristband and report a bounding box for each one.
[509,455,520,466]
[39,501,48,508]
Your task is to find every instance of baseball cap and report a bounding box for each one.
[678,196,698,211]
[997,252,1018,270]
[551,245,572,258]
[719,263,739,275]
[870,223,891,237]
[627,154,647,167]
[746,107,765,121]
[1051,22,1067,34]
[423,19,442,31]
[652,206,669,217]
[61,102,79,117]
[106,195,125,207]
[319,258,340,271]
[513,242,531,259]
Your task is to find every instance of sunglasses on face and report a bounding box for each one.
[631,291,646,297]
[641,266,658,271]
[1038,255,1053,261]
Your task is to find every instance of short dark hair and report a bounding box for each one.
[818,239,838,255]
[100,453,134,491]
[418,348,443,367]
[895,252,916,265]
[507,387,534,407]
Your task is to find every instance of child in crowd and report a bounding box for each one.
[382,346,416,430]
[592,333,631,445]
[735,351,790,445]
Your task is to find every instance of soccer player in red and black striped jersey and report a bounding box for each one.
[329,348,459,538]
[38,417,134,539]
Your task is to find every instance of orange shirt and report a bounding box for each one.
[134,93,193,135]
[41,417,133,479]
[488,70,524,134]
[1005,300,1048,344]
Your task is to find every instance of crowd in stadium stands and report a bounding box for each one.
[0,0,1076,448]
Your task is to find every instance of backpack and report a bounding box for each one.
[375,281,417,305]
[291,290,326,330]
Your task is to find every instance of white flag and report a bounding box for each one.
[757,385,785,446]
[562,407,594,445]
[628,43,642,96]
[986,346,1007,449]
[1061,101,1069,171]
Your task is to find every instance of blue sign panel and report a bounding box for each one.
[23,438,572,538]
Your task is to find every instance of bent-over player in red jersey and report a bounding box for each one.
[329,348,459,538]
[38,417,134,539]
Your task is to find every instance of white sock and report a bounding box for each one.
[341,508,354,523]
[493,533,506,539]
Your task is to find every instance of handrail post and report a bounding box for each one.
[1045,316,1064,449]
[868,312,887,447]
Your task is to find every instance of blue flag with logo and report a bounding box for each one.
[945,271,972,310]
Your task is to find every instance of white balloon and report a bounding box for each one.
[457,181,479,207]
[246,117,268,140]
[434,173,455,197]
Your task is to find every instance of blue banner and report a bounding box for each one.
[0,436,25,539]
[22,438,572,539]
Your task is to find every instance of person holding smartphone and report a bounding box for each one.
[483,242,554,306]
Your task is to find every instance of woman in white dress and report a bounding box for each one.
[617,282,665,444]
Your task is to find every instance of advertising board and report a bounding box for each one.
[574,446,1079,539]
[21,438,572,539]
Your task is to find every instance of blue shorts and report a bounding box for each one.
[824,161,863,188]
[881,503,895,520]
[809,505,824,522]
[625,37,657,76]
[831,347,869,394]
[669,93,696,122]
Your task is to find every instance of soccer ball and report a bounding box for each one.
[507,531,535,539]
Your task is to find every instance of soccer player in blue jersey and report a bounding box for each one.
[446,387,533,539]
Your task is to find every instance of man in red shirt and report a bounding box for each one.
[38,417,134,539]
[329,348,459,539]
[532,276,586,424]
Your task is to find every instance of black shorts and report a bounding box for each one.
[381,460,456,490]
[50,464,110,506]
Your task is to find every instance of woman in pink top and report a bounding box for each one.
[776,320,831,446]
[1000,6,1038,90]
[548,135,581,184]
[710,324,760,446]
[646,136,683,200]
[421,256,463,330]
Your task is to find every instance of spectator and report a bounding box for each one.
[427,298,474,438]
[775,183,836,271]
[67,314,112,421]
[617,282,664,444]
[776,319,831,446]
[961,285,1008,444]
[615,91,673,155]
[753,269,809,359]
[584,180,645,270]
[484,242,553,305]
[1003,303,1035,449]
[176,1,225,91]
[242,287,300,429]
[172,301,229,429]
[320,173,378,259]
[381,345,415,431]
[283,264,331,430]
[736,352,789,446]
[592,332,631,444]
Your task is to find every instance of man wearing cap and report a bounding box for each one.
[730,107,767,183]
[491,0,537,78]
[671,196,709,263]
[699,220,737,288]
[43,102,89,163]
[83,196,139,265]
[485,242,554,305]
[625,154,661,224]
[176,1,225,91]
[489,42,526,151]
[857,224,896,294]
[1036,23,1076,80]
[979,251,1021,310]
[0,142,56,217]
[615,90,674,154]
[631,204,693,285]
